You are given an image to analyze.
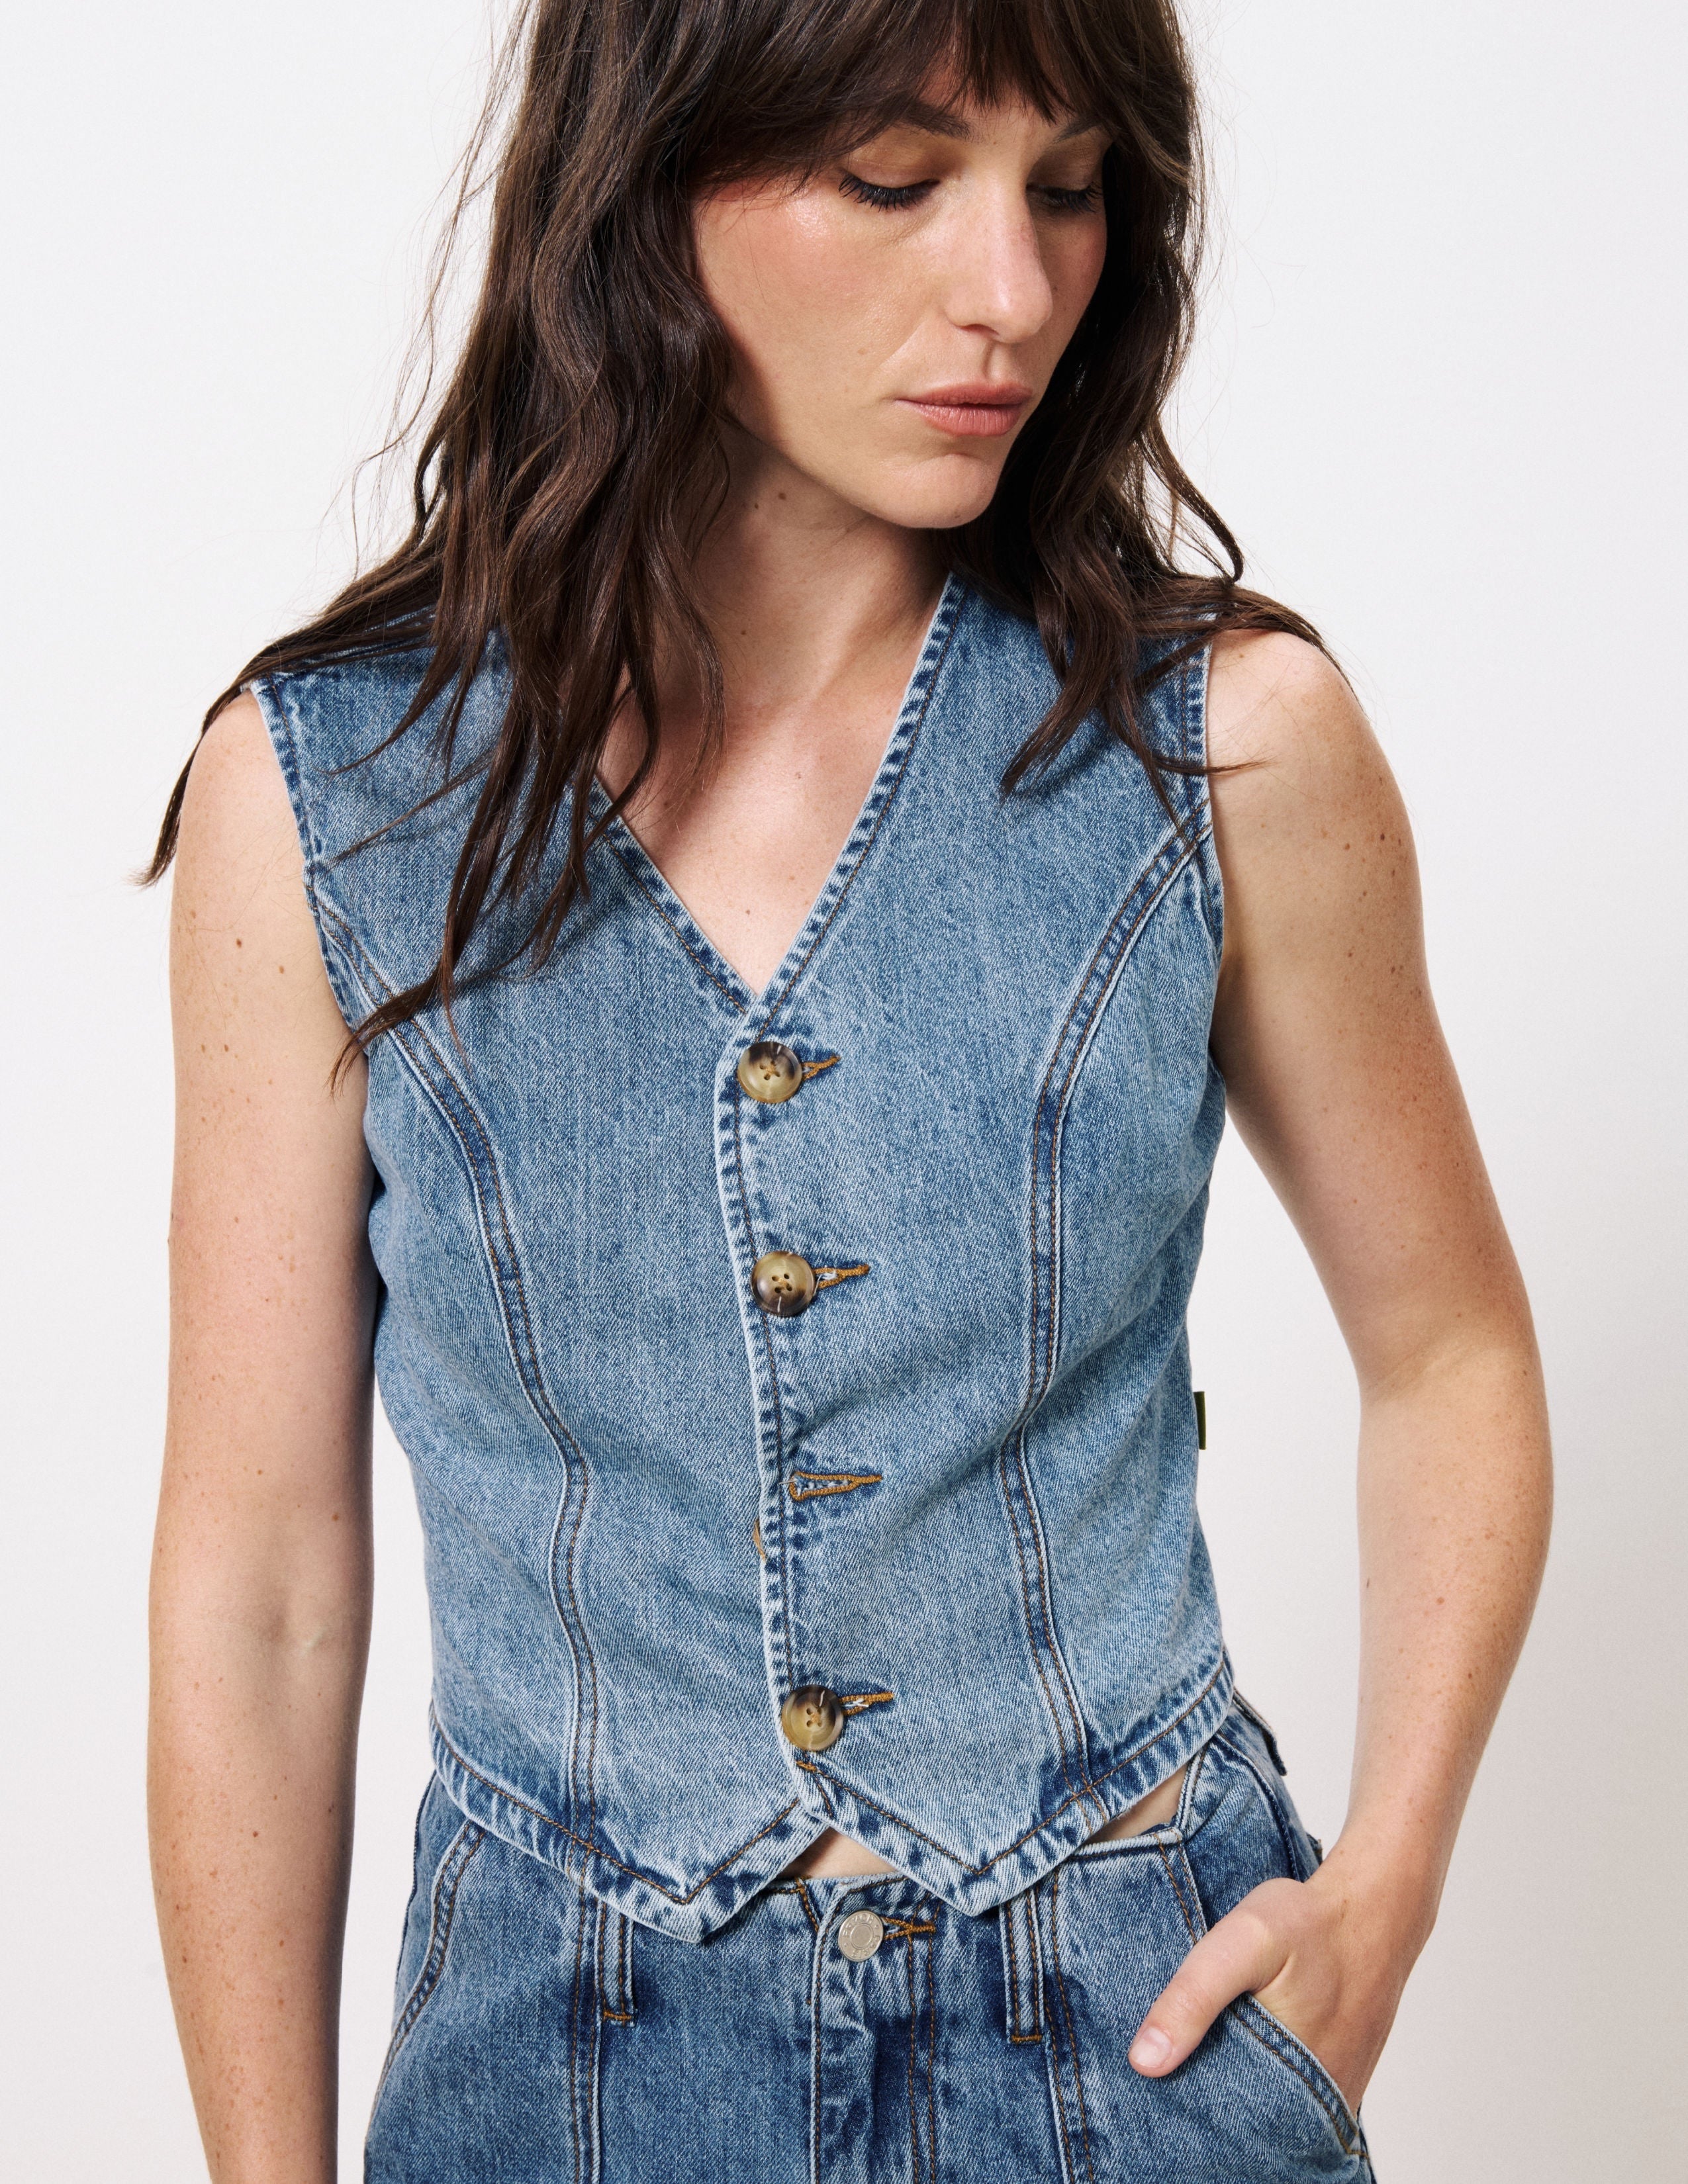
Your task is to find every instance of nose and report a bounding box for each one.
[941,183,1056,347]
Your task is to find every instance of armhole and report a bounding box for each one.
[1183,637,1225,963]
[247,673,365,1035]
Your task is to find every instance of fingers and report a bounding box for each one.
[1129,1885,1297,2076]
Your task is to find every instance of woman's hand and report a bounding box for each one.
[1127,1856,1425,2111]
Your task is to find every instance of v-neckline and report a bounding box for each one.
[590,572,968,1021]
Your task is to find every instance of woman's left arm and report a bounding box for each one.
[1128,631,1552,2109]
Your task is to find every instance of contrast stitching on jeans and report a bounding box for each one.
[374,1819,485,2097]
[1213,1727,1303,1881]
[1002,1899,1026,2040]
[600,1909,633,2023]
[1022,1891,1045,2040]
[907,1930,919,2184]
[809,1893,825,2184]
[1047,1869,1097,2184]
[884,1917,936,1936]
[431,1710,802,1901]
[620,1905,633,2019]
[1231,1997,1362,2155]
[924,1919,937,2183]
[804,1651,1227,1873]
[1045,1974,1083,2184]
[800,1054,841,1081]
[1005,1891,1045,2040]
[759,587,965,1032]
[787,1471,882,1501]
[1154,1841,1202,1946]
[812,1263,870,1292]
[840,1690,895,1715]
[792,1878,820,1934]
[321,911,604,1849]
[568,1877,588,2184]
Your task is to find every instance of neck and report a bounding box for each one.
[677,422,945,714]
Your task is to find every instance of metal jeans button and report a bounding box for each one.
[837,1909,884,1961]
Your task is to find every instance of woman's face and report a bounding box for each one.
[692,89,1111,533]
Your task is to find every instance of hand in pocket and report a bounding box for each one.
[1127,1866,1411,2113]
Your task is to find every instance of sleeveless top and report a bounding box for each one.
[256,573,1234,1942]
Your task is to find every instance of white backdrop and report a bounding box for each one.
[3,2,1683,2175]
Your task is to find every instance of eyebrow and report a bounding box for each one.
[878,98,1105,144]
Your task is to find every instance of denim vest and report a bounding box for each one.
[257,574,1233,1942]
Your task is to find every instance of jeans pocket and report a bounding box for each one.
[1039,1838,1373,2183]
[1176,1729,1373,2173]
[1230,1993,1368,2160]
[374,1800,487,2102]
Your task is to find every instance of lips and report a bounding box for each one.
[896,381,1034,439]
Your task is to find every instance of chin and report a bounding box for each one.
[856,455,1007,534]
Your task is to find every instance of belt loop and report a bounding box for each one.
[999,1884,1043,2044]
[598,1901,635,2023]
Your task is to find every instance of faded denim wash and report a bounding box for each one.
[365,1696,1373,2181]
[256,574,1232,1943]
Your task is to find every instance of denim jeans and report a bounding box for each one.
[365,1699,1374,2181]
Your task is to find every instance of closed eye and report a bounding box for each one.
[837,172,1102,216]
[837,173,935,211]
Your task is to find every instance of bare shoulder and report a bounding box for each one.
[169,691,349,1058]
[174,691,298,882]
[1203,629,1420,976]
[1207,628,1374,784]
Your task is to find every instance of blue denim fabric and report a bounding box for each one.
[256,574,1232,1941]
[365,1700,1372,2181]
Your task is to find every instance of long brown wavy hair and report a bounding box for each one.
[148,0,1317,1048]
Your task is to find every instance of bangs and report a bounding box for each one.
[682,0,1121,187]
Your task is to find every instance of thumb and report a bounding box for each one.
[1129,1893,1289,2076]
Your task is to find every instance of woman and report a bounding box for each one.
[148,0,1551,2176]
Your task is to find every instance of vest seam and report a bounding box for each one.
[317,905,602,1850]
[393,1006,602,1849]
[800,1647,1229,1876]
[432,1706,806,1903]
[1000,823,1199,1817]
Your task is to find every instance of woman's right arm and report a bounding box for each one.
[150,695,378,2183]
